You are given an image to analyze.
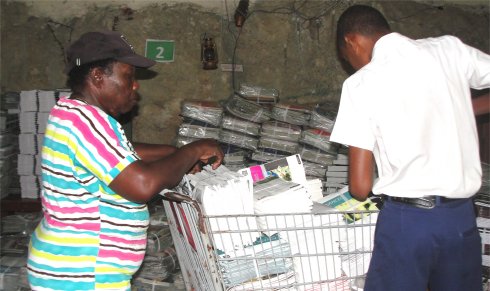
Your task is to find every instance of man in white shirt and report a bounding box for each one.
[330,4,489,291]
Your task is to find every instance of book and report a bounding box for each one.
[325,176,348,183]
[333,159,349,165]
[327,165,348,172]
[317,186,379,223]
[326,171,348,178]
[239,154,306,186]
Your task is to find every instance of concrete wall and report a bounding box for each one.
[1,0,489,144]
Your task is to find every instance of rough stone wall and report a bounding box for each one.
[1,0,488,144]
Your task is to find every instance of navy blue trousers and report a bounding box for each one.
[364,198,482,291]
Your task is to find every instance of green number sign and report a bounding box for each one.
[145,39,175,62]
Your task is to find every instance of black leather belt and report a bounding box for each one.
[383,195,465,209]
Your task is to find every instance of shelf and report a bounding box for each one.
[1,194,41,217]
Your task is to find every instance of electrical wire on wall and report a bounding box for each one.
[223,0,347,94]
[223,0,246,94]
[231,27,243,95]
[46,20,74,66]
[393,4,444,22]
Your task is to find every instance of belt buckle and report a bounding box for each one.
[414,197,435,209]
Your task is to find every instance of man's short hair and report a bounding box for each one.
[66,59,116,91]
[336,5,391,49]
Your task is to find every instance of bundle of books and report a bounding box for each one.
[174,86,347,199]
[271,103,311,126]
[221,115,260,136]
[177,101,223,144]
[237,83,279,105]
[132,205,181,291]
[258,120,301,155]
[1,212,41,290]
[180,100,223,127]
[323,151,349,193]
[219,116,257,168]
[0,92,19,199]
[308,105,337,133]
[475,162,490,281]
[220,143,250,171]
[300,128,339,155]
[224,94,272,123]
[178,119,220,140]
[16,90,58,199]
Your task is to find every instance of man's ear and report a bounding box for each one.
[90,68,104,87]
[344,33,360,55]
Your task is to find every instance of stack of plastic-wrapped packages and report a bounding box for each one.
[475,162,489,287]
[132,203,184,291]
[16,89,70,199]
[175,100,223,147]
[1,212,42,290]
[302,104,349,194]
[219,114,260,171]
[174,83,348,196]
[0,91,20,199]
[250,95,346,195]
[252,120,301,163]
[236,83,279,106]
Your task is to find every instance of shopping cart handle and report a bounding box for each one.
[162,191,192,203]
[162,191,207,234]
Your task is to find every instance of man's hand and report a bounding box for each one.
[190,139,224,171]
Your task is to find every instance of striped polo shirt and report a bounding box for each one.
[27,97,149,291]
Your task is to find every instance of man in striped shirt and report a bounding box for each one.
[27,30,223,290]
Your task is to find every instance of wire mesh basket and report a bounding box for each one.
[161,192,378,291]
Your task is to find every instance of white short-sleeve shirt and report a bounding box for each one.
[330,32,490,198]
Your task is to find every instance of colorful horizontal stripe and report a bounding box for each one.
[28,97,148,291]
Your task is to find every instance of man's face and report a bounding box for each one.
[99,62,140,117]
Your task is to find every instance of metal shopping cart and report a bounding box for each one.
[161,191,379,291]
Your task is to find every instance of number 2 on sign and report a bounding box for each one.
[156,47,165,59]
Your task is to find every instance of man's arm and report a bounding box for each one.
[473,93,490,116]
[109,139,223,204]
[133,143,177,162]
[349,146,374,201]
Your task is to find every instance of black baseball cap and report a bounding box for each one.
[64,30,156,74]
